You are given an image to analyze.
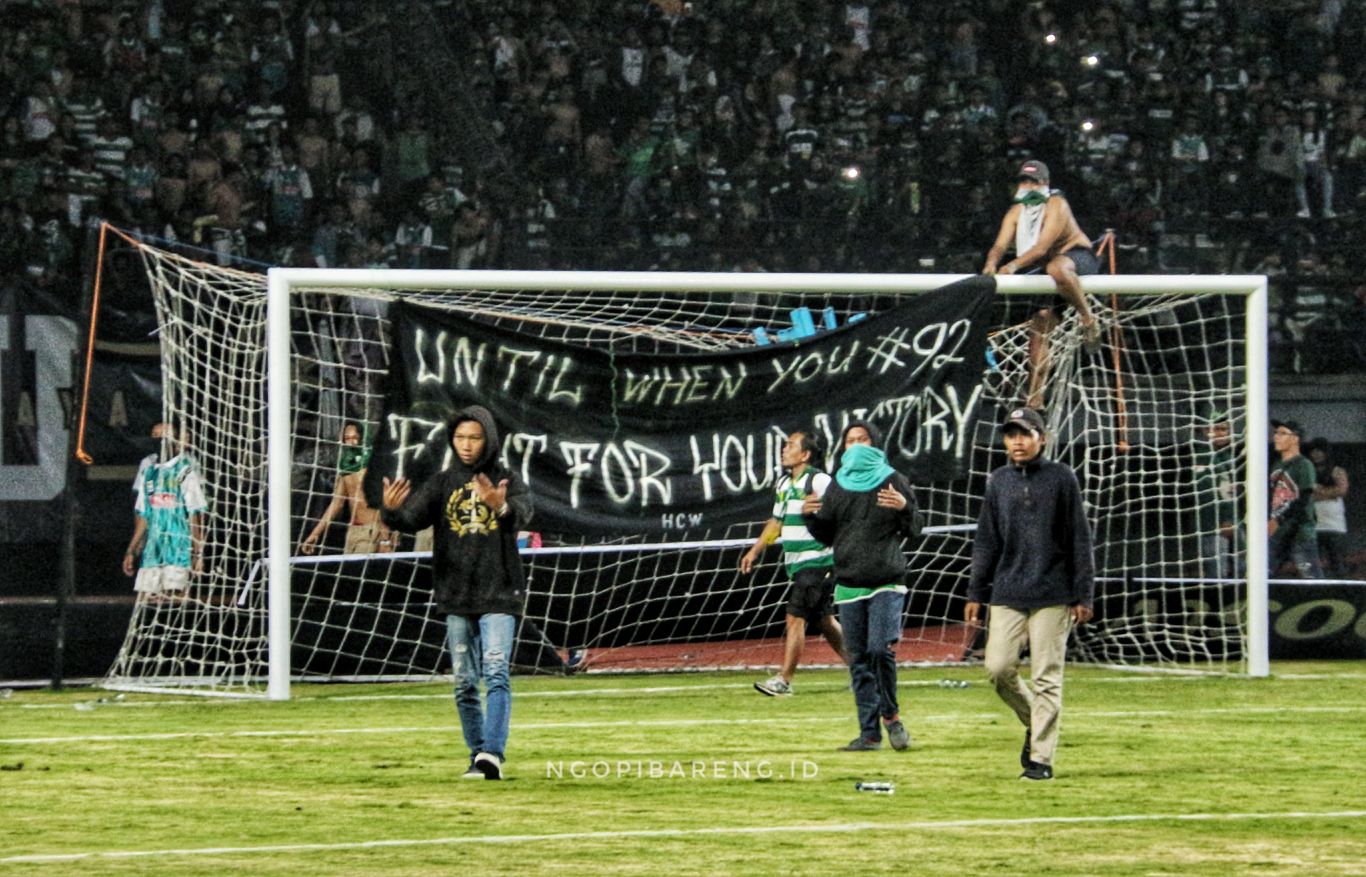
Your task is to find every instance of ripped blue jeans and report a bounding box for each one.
[446,613,516,759]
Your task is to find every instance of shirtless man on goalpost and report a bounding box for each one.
[982,159,1101,407]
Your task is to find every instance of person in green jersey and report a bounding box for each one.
[803,421,922,752]
[1194,410,1241,580]
[740,429,847,697]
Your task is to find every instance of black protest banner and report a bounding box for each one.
[368,275,995,535]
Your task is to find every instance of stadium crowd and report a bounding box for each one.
[2,0,1365,371]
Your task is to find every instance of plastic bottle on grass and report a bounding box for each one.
[855,781,895,795]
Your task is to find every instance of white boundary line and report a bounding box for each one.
[7,704,1366,746]
[22,669,1362,711]
[6,809,1366,865]
[10,669,1366,710]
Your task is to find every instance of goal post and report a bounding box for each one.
[260,268,1268,700]
[100,238,1269,699]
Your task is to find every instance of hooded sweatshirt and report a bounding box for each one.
[381,405,533,616]
[803,421,922,592]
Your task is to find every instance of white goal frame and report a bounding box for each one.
[265,269,1269,700]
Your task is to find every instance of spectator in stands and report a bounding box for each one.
[1307,437,1350,578]
[391,114,433,204]
[1297,108,1336,218]
[308,49,343,118]
[393,207,433,268]
[739,429,847,698]
[1343,116,1366,213]
[3,0,1366,367]
[1257,106,1304,219]
[265,143,313,238]
[1170,115,1211,216]
[251,12,294,97]
[21,78,59,146]
[965,407,1095,781]
[803,421,921,753]
[1269,420,1321,579]
[122,422,206,600]
[381,406,534,781]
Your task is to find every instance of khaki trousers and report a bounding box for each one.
[984,604,1073,766]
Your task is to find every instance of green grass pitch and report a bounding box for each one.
[3,661,1365,876]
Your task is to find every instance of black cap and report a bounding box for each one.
[1002,407,1045,434]
[1271,419,1305,439]
[1018,159,1049,182]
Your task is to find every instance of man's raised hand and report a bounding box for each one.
[382,476,412,511]
[473,473,509,512]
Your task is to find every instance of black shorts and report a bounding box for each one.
[786,565,835,625]
[1027,245,1100,316]
[1063,245,1100,276]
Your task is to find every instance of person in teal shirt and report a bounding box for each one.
[123,423,207,596]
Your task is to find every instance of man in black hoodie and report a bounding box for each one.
[803,421,922,752]
[966,407,1094,781]
[381,405,533,781]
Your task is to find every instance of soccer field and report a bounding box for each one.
[2,662,1365,876]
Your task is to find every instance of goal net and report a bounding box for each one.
[98,234,1267,698]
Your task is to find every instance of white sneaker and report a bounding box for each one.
[754,674,793,696]
[1296,208,1312,218]
[473,751,503,780]
[461,759,484,780]
[1324,209,1338,218]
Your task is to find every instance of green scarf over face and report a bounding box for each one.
[337,428,371,474]
[835,443,896,492]
[1013,187,1050,207]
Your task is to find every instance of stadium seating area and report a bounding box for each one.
[3,0,1365,371]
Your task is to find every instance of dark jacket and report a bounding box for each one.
[804,471,922,588]
[967,454,1095,610]
[381,405,533,617]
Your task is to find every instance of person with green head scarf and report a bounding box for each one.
[300,422,394,556]
[981,158,1103,405]
[803,420,923,752]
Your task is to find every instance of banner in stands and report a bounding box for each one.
[368,276,995,535]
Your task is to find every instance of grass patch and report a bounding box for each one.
[2,661,1365,875]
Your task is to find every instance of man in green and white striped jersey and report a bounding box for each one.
[740,430,848,696]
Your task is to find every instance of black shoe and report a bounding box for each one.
[839,737,882,751]
[1020,761,1053,781]
[474,751,504,780]
[1021,727,1032,770]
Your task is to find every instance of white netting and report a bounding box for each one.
[103,239,1257,695]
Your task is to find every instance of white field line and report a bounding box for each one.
[5,810,1366,865]
[6,704,1366,747]
[2,671,1273,711]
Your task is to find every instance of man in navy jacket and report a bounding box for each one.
[966,407,1094,780]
